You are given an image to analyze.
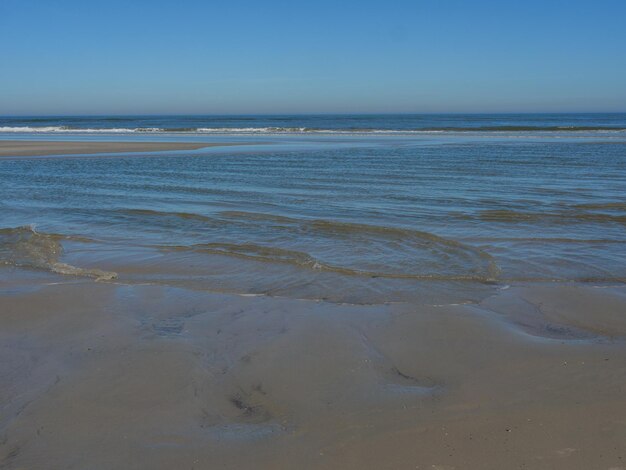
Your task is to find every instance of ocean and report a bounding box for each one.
[1,113,626,134]
[1,114,625,304]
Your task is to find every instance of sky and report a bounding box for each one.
[1,0,626,115]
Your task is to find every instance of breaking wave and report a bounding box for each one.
[1,125,625,135]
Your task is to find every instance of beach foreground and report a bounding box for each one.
[1,275,626,469]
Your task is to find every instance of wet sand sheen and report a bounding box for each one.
[0,140,237,157]
[1,274,626,469]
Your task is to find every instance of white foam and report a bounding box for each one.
[0,126,161,133]
[1,126,620,136]
[0,125,442,135]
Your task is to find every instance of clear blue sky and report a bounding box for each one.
[1,0,625,115]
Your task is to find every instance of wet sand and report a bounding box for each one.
[0,140,233,157]
[1,272,625,469]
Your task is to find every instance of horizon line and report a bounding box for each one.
[2,111,626,118]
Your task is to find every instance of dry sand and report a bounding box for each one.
[0,140,232,157]
[1,272,625,469]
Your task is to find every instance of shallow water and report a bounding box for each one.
[1,114,625,303]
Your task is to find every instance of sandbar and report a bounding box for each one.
[0,140,233,157]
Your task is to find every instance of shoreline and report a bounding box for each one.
[1,132,625,468]
[0,140,238,158]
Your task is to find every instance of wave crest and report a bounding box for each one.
[2,125,625,135]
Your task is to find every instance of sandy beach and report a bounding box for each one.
[1,129,625,469]
[0,140,229,158]
[1,274,626,469]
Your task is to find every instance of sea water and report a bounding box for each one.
[1,114,625,303]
